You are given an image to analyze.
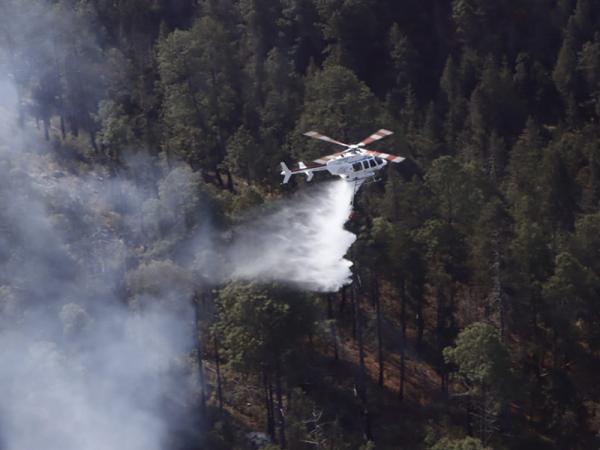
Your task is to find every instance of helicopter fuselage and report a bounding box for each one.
[280,129,403,185]
[325,151,388,182]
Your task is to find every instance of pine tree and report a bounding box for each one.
[292,64,383,161]
[157,16,242,182]
[216,283,316,446]
[577,34,600,116]
[444,322,514,445]
[553,20,580,123]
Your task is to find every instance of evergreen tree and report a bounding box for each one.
[577,34,600,116]
[444,322,514,445]
[157,16,242,183]
[292,64,383,161]
[553,20,580,122]
[430,436,491,450]
[216,283,315,445]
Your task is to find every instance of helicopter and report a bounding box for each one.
[280,129,404,188]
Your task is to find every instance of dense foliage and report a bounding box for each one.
[2,0,600,448]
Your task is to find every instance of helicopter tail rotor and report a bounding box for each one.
[280,162,292,184]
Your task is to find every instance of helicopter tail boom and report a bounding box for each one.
[280,161,328,184]
[280,162,293,184]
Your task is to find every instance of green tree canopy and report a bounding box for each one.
[443,322,513,397]
[292,64,384,161]
[215,282,315,376]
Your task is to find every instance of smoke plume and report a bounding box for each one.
[0,73,357,449]
[0,1,357,446]
[0,79,198,450]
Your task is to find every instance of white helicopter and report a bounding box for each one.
[280,129,405,187]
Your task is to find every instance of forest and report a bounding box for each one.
[1,0,600,449]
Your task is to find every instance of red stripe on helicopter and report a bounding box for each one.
[291,162,326,172]
[314,151,344,164]
[360,129,393,145]
[364,149,405,163]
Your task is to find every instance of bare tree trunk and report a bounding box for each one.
[529,292,542,421]
[474,387,499,446]
[209,68,233,192]
[399,277,407,401]
[43,119,50,141]
[339,285,347,314]
[354,282,373,441]
[493,241,506,340]
[435,284,444,393]
[0,14,25,127]
[441,372,448,396]
[415,291,424,352]
[224,166,234,191]
[215,168,225,188]
[373,277,384,388]
[59,114,66,140]
[435,284,449,396]
[89,130,99,153]
[351,282,358,341]
[327,294,339,361]
[194,296,206,414]
[51,39,66,140]
[488,233,505,339]
[275,363,286,448]
[263,371,275,440]
[214,333,223,413]
[287,389,293,415]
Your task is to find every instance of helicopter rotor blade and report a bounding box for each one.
[303,131,351,147]
[364,148,404,163]
[359,129,393,146]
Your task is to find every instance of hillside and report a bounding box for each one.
[1,1,600,449]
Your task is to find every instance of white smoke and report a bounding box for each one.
[0,72,357,450]
[0,78,197,450]
[227,181,356,291]
[0,306,192,450]
[0,0,358,443]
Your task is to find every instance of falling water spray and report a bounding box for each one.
[227,180,357,291]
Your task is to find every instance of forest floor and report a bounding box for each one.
[201,280,456,449]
